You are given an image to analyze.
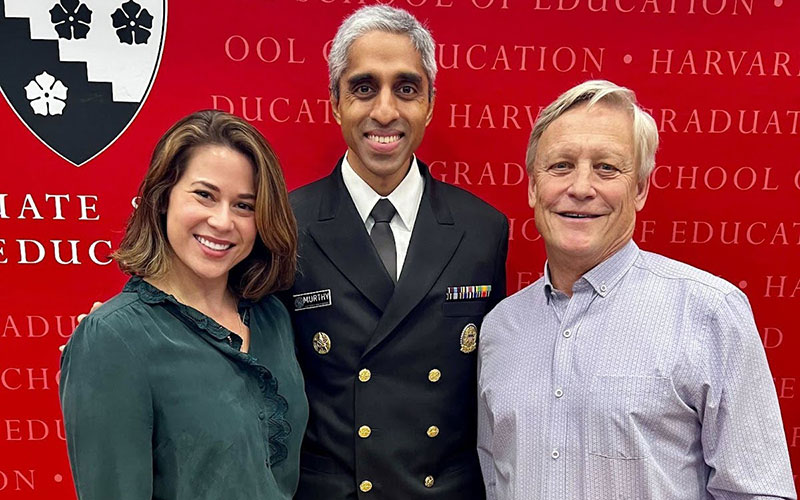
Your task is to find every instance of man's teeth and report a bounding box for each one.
[368,134,400,144]
[196,236,232,251]
[562,213,596,219]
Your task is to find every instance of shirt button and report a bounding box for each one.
[359,480,373,492]
[358,425,372,438]
[428,369,441,382]
[551,449,560,459]
[600,284,607,292]
[258,411,265,420]
[563,329,572,338]
[426,425,439,438]
[358,368,371,382]
[554,388,564,398]
[424,475,435,488]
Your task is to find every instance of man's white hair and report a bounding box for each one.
[525,80,659,183]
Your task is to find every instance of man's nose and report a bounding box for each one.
[370,88,400,125]
[567,164,596,199]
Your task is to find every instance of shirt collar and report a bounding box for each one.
[341,152,424,231]
[542,240,640,301]
[125,277,253,341]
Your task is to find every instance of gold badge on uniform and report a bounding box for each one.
[460,323,477,353]
[313,332,331,354]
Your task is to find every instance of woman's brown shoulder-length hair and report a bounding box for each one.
[113,110,297,300]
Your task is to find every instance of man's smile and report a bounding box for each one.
[557,212,602,219]
[366,133,402,144]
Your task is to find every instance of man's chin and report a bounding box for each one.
[548,240,601,262]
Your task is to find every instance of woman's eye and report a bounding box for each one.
[194,190,212,199]
[236,202,255,211]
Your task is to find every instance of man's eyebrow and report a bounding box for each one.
[346,73,376,86]
[346,72,424,86]
[397,72,423,85]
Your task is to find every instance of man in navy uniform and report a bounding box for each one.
[287,6,508,499]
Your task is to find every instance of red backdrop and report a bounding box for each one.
[1,0,799,496]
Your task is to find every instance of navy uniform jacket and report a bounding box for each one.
[286,159,508,500]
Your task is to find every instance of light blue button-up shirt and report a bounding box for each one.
[477,241,795,499]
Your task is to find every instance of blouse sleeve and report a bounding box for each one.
[59,315,154,499]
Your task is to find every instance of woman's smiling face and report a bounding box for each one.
[164,144,258,287]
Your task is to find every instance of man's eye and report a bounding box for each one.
[354,84,373,95]
[398,85,417,95]
[597,163,618,172]
[550,162,570,171]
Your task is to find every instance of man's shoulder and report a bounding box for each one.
[484,278,544,324]
[634,250,738,296]
[289,173,333,220]
[433,178,507,226]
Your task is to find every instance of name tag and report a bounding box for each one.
[293,289,332,311]
[446,285,491,301]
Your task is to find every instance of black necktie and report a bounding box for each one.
[370,198,397,282]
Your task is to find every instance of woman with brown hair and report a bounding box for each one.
[59,110,307,499]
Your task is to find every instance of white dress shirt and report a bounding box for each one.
[340,153,424,280]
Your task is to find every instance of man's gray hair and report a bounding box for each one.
[328,5,437,101]
[525,80,659,183]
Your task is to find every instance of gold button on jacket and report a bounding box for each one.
[424,475,435,488]
[426,425,439,438]
[358,368,371,382]
[359,480,373,492]
[428,368,441,382]
[358,425,372,438]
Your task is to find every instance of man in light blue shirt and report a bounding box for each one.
[476,80,796,499]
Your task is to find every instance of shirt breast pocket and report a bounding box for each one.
[441,299,489,317]
[585,374,673,460]
[584,375,673,499]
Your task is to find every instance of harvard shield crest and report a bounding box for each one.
[0,0,166,166]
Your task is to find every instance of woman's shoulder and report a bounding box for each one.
[68,280,160,350]
[250,294,291,322]
[84,285,150,327]
[248,295,293,343]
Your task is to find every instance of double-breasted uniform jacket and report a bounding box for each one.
[285,159,508,500]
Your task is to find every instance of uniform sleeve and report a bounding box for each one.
[488,216,509,312]
[700,290,796,500]
[59,315,154,500]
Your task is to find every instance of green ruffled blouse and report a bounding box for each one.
[60,277,308,499]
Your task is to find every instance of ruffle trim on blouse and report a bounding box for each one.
[125,277,293,465]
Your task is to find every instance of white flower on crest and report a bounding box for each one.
[25,71,68,116]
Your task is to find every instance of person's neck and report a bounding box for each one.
[546,255,595,298]
[347,151,411,197]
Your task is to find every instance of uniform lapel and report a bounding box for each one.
[307,162,395,312]
[364,164,464,355]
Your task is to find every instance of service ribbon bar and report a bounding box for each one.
[446,285,492,301]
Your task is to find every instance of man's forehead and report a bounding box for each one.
[536,139,631,160]
[344,31,425,73]
[536,110,634,162]
[541,104,633,143]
